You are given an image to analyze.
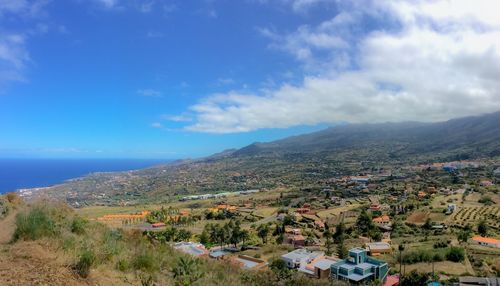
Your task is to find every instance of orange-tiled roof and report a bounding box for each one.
[216,204,237,211]
[97,211,150,221]
[472,236,500,244]
[373,215,391,223]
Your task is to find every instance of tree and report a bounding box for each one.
[478,220,488,237]
[398,243,405,275]
[230,220,242,247]
[333,221,346,243]
[356,209,373,236]
[457,228,472,243]
[423,218,432,230]
[323,223,333,256]
[368,227,382,241]
[337,240,348,259]
[283,214,295,226]
[446,247,465,262]
[257,224,270,244]
[268,257,291,281]
[400,270,430,286]
[199,229,210,247]
[172,257,204,286]
[176,229,192,242]
[240,229,250,249]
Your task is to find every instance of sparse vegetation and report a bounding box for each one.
[13,205,57,241]
[75,249,95,278]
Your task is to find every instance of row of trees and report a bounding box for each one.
[146,206,203,227]
[199,220,250,248]
[144,227,193,243]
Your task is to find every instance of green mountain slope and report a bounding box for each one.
[26,111,500,205]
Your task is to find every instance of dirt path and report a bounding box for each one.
[0,210,17,244]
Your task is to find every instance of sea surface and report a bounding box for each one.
[0,158,169,194]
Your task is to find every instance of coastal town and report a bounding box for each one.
[68,159,500,285]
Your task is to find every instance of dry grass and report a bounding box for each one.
[406,210,429,225]
[402,261,470,276]
[253,207,278,217]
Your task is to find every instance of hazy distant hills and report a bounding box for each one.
[26,111,500,205]
[234,111,500,159]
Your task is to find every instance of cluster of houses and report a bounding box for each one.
[179,189,260,201]
[173,242,267,270]
[281,247,398,285]
[173,239,399,285]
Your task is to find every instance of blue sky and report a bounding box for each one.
[1,0,499,159]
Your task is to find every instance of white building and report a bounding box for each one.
[281,249,324,269]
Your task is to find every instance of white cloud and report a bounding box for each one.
[289,0,331,12]
[151,122,163,128]
[137,89,162,97]
[96,0,118,9]
[253,0,335,13]
[140,1,154,13]
[0,34,30,84]
[0,0,50,17]
[217,77,236,85]
[162,114,193,122]
[147,31,164,38]
[0,0,52,87]
[184,0,500,133]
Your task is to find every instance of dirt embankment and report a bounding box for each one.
[0,209,89,286]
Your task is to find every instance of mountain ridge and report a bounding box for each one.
[21,111,500,205]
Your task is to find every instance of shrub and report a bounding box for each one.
[116,259,129,272]
[433,241,448,249]
[6,192,21,204]
[100,229,123,261]
[139,273,154,286]
[172,257,205,286]
[71,216,88,234]
[133,250,157,272]
[75,249,95,278]
[446,247,465,262]
[13,206,56,241]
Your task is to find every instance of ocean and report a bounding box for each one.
[0,158,169,194]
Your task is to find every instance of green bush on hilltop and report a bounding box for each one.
[75,249,96,278]
[70,216,88,234]
[13,206,57,241]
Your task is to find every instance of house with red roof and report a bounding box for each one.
[471,236,500,248]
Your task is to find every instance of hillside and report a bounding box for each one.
[235,111,500,158]
[21,112,500,206]
[0,195,341,286]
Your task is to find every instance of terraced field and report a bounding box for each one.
[449,206,500,229]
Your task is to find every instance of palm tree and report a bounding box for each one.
[257,224,270,244]
[240,229,249,249]
[172,257,204,286]
[398,243,405,276]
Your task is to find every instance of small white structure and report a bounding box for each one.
[446,204,457,214]
[173,242,208,257]
[281,249,324,269]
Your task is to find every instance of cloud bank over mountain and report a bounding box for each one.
[184,0,500,133]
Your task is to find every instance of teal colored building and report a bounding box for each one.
[330,247,389,285]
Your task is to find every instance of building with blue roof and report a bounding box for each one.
[331,247,389,285]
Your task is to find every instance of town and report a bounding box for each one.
[74,159,500,285]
